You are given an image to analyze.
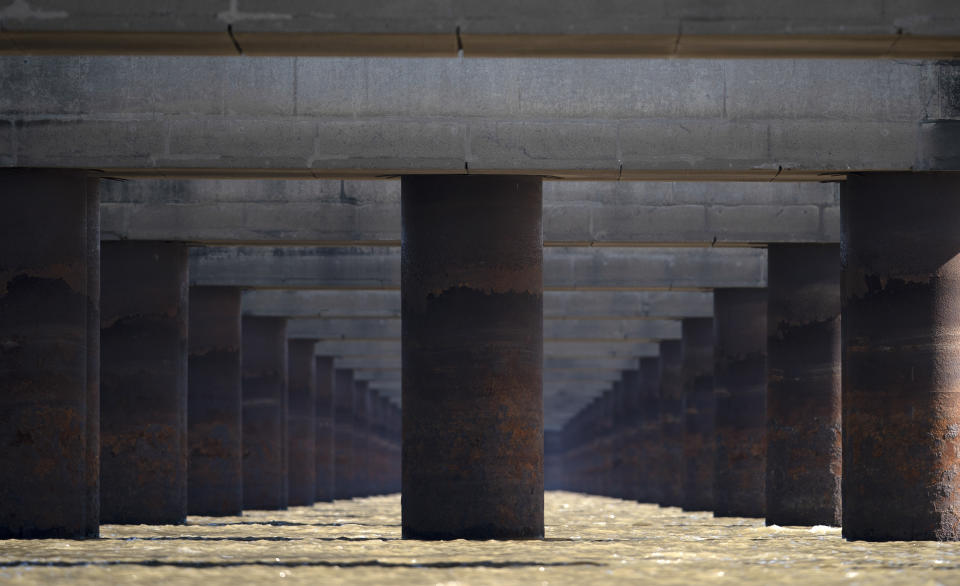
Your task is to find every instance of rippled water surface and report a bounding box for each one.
[3,492,960,584]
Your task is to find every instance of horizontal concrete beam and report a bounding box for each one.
[192,246,767,291]
[313,340,660,359]
[3,57,957,178]
[335,357,638,371]
[244,290,714,319]
[288,318,680,341]
[2,2,960,58]
[102,179,839,246]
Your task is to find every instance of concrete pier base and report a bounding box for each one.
[333,369,355,500]
[0,170,100,538]
[242,317,288,511]
[659,340,685,508]
[767,244,841,527]
[101,242,188,525]
[187,286,242,516]
[315,357,335,502]
[682,318,715,513]
[401,175,543,540]
[713,289,767,518]
[287,339,317,506]
[842,173,960,541]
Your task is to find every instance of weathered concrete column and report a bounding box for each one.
[187,286,242,516]
[682,318,715,512]
[241,316,288,510]
[389,402,402,494]
[841,173,960,541]
[601,387,619,497]
[367,391,384,495]
[315,356,335,502]
[0,170,99,538]
[101,242,188,525]
[617,371,641,500]
[352,380,370,498]
[713,289,767,518]
[545,430,564,491]
[333,368,355,500]
[659,340,684,507]
[767,244,841,527]
[638,357,662,504]
[287,339,317,506]
[402,175,543,540]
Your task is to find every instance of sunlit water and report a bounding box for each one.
[2,492,960,585]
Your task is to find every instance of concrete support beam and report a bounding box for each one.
[333,368,354,500]
[314,356,335,502]
[681,318,715,512]
[712,288,767,518]
[841,173,960,541]
[101,179,839,247]
[402,176,543,540]
[287,338,316,506]
[4,58,955,178]
[659,339,685,508]
[100,242,188,524]
[766,244,841,527]
[191,246,767,291]
[0,170,99,538]
[187,286,243,516]
[244,289,714,319]
[241,316,288,510]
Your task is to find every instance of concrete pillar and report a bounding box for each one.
[241,316,287,510]
[767,244,841,527]
[619,369,643,501]
[713,288,767,518]
[0,170,99,538]
[638,357,663,504]
[101,242,187,524]
[659,340,684,507]
[401,176,543,540]
[682,317,715,512]
[333,368,355,500]
[352,380,370,498]
[390,402,402,494]
[315,356,335,502]
[545,430,564,491]
[841,173,960,541]
[287,339,317,506]
[187,286,242,516]
[367,391,383,495]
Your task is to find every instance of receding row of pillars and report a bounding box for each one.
[3,170,960,541]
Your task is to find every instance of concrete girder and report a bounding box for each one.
[100,179,839,246]
[2,2,960,58]
[244,290,714,319]
[3,57,959,178]
[192,246,767,291]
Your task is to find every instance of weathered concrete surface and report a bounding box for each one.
[681,318,715,513]
[287,318,680,341]
[100,242,188,525]
[245,289,713,319]
[2,58,957,178]
[286,339,316,506]
[187,286,243,516]
[401,176,543,540]
[192,246,767,291]
[333,368,355,500]
[314,356,335,502]
[659,340,685,508]
[101,179,839,246]
[3,2,960,57]
[0,170,99,538]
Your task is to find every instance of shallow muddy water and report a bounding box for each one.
[2,492,960,585]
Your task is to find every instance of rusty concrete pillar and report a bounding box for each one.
[682,318,715,512]
[713,289,767,518]
[352,380,370,498]
[638,357,662,504]
[659,340,684,507]
[0,170,99,538]
[187,286,242,516]
[841,173,960,541]
[333,368,355,500]
[315,357,335,502]
[767,244,841,527]
[402,175,543,539]
[241,316,288,510]
[287,339,317,506]
[101,242,187,525]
